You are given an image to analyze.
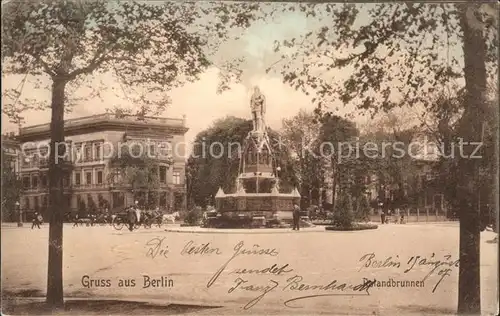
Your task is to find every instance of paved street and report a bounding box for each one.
[2,223,498,315]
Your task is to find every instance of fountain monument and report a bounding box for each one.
[213,86,301,227]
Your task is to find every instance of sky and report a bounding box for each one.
[2,2,473,151]
[1,4,359,149]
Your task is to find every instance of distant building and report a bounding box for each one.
[1,133,21,222]
[16,113,188,217]
[1,132,20,174]
[364,158,444,212]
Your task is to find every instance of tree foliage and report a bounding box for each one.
[1,0,269,122]
[281,110,324,206]
[333,191,354,228]
[269,3,497,116]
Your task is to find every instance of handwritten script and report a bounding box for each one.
[143,237,456,310]
[358,252,459,292]
[207,241,279,288]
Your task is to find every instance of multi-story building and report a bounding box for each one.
[17,113,188,217]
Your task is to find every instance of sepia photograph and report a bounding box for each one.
[1,1,498,315]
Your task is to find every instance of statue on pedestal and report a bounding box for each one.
[250,86,266,132]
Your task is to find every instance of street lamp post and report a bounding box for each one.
[16,201,22,227]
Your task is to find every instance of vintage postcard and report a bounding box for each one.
[1,1,498,315]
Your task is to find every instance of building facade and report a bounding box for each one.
[17,113,188,217]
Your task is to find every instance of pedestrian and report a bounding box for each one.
[134,200,141,225]
[378,202,385,224]
[73,213,80,227]
[31,212,42,229]
[127,207,136,231]
[292,204,301,231]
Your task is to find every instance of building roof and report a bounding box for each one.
[18,113,188,142]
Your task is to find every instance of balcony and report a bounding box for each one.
[39,159,73,169]
[73,183,107,189]
[22,185,73,193]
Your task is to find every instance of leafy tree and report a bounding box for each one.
[184,206,203,226]
[333,191,354,228]
[360,111,423,209]
[421,89,498,227]
[355,194,371,222]
[281,110,324,207]
[108,147,166,208]
[1,0,266,306]
[317,114,359,208]
[267,3,497,312]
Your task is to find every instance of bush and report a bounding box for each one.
[325,222,378,231]
[333,192,354,228]
[355,195,371,222]
[184,206,202,226]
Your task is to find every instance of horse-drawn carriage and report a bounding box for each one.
[111,207,179,230]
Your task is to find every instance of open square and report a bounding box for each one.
[2,223,498,315]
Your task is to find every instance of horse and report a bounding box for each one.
[162,211,180,224]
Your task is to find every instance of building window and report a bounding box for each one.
[174,192,184,210]
[63,174,71,187]
[130,143,142,157]
[159,166,167,183]
[94,143,102,161]
[86,171,92,185]
[75,172,81,186]
[74,143,83,162]
[25,197,31,210]
[85,144,92,162]
[34,196,40,211]
[149,144,156,156]
[23,176,31,189]
[160,192,167,207]
[112,170,121,184]
[112,192,125,208]
[159,142,172,157]
[87,194,93,205]
[173,171,181,185]
[97,171,103,184]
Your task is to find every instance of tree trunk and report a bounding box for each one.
[46,78,67,308]
[331,160,337,210]
[457,5,487,314]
